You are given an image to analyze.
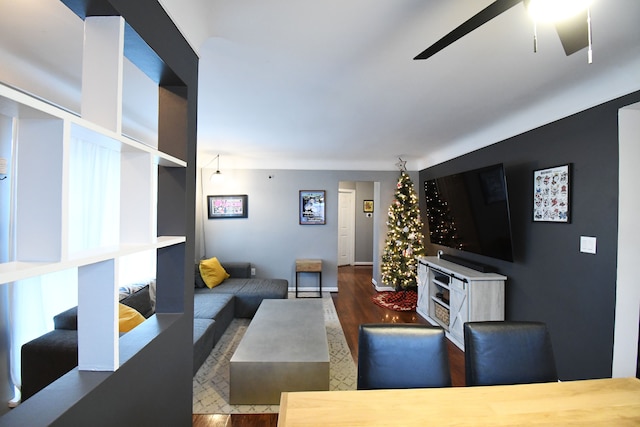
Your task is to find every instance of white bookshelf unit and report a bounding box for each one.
[417,256,507,350]
[0,15,187,373]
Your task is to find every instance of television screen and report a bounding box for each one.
[424,163,514,262]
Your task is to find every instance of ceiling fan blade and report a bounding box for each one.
[555,9,590,56]
[414,0,523,60]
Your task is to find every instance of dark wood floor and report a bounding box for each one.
[192,265,464,427]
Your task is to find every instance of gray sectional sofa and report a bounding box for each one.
[191,261,288,373]
[20,261,288,401]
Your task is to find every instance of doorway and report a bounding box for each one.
[338,189,355,266]
[338,181,375,267]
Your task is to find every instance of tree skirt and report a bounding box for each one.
[371,290,417,312]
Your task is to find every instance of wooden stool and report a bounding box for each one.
[295,259,322,298]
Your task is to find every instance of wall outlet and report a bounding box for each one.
[251,267,256,276]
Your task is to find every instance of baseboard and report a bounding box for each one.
[371,277,394,292]
[354,262,373,266]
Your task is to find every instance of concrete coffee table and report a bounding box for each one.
[229,299,330,404]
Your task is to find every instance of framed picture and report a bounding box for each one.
[533,164,571,223]
[207,195,248,219]
[299,190,326,225]
[363,200,374,213]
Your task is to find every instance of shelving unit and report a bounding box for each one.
[0,15,187,373]
[417,256,507,350]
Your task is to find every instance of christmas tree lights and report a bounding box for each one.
[380,170,425,290]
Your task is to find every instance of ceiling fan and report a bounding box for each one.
[414,0,592,61]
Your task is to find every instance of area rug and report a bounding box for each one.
[371,290,417,311]
[192,293,357,414]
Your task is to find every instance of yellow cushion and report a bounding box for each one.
[199,257,230,289]
[119,303,145,332]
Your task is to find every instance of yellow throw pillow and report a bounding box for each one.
[119,303,145,332]
[199,257,230,289]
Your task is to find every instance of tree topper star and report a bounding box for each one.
[395,157,407,171]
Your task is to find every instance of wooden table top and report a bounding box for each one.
[278,377,640,426]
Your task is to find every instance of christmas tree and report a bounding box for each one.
[381,168,425,290]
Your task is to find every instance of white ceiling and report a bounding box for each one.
[166,0,640,171]
[1,1,639,171]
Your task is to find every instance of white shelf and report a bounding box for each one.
[0,236,185,285]
[433,278,450,289]
[0,82,186,167]
[431,295,450,309]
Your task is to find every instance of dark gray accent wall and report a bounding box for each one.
[420,90,640,381]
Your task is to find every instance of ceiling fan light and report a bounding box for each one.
[527,0,593,23]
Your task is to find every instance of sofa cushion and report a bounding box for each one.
[194,293,235,343]
[120,285,153,318]
[194,293,234,320]
[195,277,289,318]
[54,286,152,331]
[193,318,216,375]
[21,329,78,400]
[220,262,251,279]
[194,264,207,288]
[119,303,145,332]
[54,307,78,330]
[232,278,289,318]
[194,261,252,288]
[199,257,230,288]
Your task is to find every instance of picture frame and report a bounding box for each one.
[299,190,326,225]
[533,164,571,223]
[363,200,374,213]
[207,194,248,219]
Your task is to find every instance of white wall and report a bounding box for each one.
[613,103,640,376]
[0,114,13,414]
[197,169,416,291]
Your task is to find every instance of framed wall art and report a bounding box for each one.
[299,190,326,225]
[363,200,374,213]
[207,194,248,219]
[533,164,571,223]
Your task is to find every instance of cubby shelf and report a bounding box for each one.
[0,236,185,285]
[0,83,186,168]
[0,15,189,375]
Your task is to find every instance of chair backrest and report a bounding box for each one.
[464,321,558,386]
[357,323,451,390]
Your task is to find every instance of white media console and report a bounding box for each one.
[417,256,507,351]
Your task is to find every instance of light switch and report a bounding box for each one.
[580,236,597,254]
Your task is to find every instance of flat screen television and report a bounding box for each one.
[424,163,514,262]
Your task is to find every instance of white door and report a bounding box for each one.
[338,190,355,266]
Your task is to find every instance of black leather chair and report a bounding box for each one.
[357,323,451,389]
[464,321,558,386]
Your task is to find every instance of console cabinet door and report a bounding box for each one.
[448,277,467,344]
[416,262,429,317]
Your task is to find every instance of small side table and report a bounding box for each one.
[295,259,322,298]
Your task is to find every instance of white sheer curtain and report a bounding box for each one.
[68,137,120,253]
[7,136,120,404]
